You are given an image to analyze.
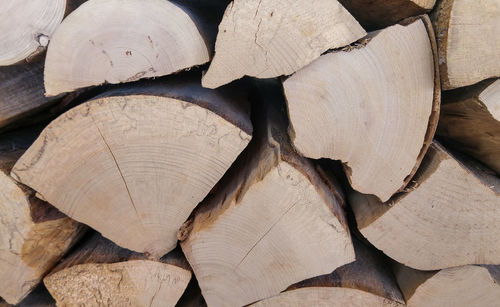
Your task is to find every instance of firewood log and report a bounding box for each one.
[11,75,252,258]
[338,0,436,29]
[283,16,440,202]
[44,0,218,96]
[0,284,55,307]
[44,232,191,307]
[350,141,500,270]
[432,0,500,89]
[0,130,84,305]
[395,264,500,306]
[180,80,354,307]
[201,0,366,89]
[250,239,404,306]
[437,78,500,174]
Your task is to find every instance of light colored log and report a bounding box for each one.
[395,264,500,306]
[12,76,251,258]
[0,0,66,65]
[250,239,404,306]
[438,78,500,174]
[180,81,354,307]
[44,233,191,307]
[44,0,215,96]
[201,0,366,89]
[432,0,500,89]
[283,16,440,202]
[338,0,436,29]
[0,130,83,305]
[350,141,500,270]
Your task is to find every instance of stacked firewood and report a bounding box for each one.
[1,0,499,306]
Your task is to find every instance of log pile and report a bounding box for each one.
[0,0,499,306]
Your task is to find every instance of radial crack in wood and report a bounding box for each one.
[11,76,252,258]
[438,78,500,174]
[44,233,191,307]
[250,239,404,306]
[0,130,84,305]
[431,0,500,89]
[338,0,436,29]
[283,16,440,202]
[0,0,66,66]
[180,80,354,307]
[350,141,500,270]
[44,0,216,96]
[201,0,366,89]
[395,264,500,306]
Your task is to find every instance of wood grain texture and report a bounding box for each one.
[44,0,215,96]
[0,130,83,305]
[44,233,191,307]
[351,142,500,270]
[338,0,436,29]
[201,0,366,88]
[284,16,440,202]
[250,239,404,306]
[438,78,500,174]
[180,80,354,307]
[12,77,252,258]
[432,0,500,89]
[396,264,500,306]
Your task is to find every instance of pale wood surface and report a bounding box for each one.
[396,264,500,307]
[0,131,83,305]
[432,0,500,89]
[351,142,500,270]
[201,0,366,88]
[438,78,500,174]
[284,17,439,202]
[180,81,354,307]
[44,0,214,96]
[338,0,436,29]
[12,78,251,258]
[251,239,404,306]
[44,233,191,307]
[0,0,66,65]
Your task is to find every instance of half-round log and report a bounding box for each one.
[283,16,440,202]
[44,0,215,96]
[12,76,252,258]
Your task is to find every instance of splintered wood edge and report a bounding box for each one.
[44,0,212,96]
[431,0,453,89]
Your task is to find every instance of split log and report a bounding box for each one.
[0,61,57,129]
[0,130,84,305]
[283,16,440,202]
[395,264,500,306]
[350,141,500,270]
[432,0,500,89]
[0,0,66,65]
[338,0,436,29]
[201,0,366,89]
[44,0,218,96]
[11,75,252,258]
[180,80,354,307]
[437,78,500,174]
[250,239,404,306]
[44,232,192,307]
[0,284,56,307]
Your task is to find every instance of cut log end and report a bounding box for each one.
[201,0,366,88]
[0,0,66,66]
[44,0,213,96]
[284,16,439,202]
[45,260,191,307]
[351,142,500,270]
[12,80,251,258]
